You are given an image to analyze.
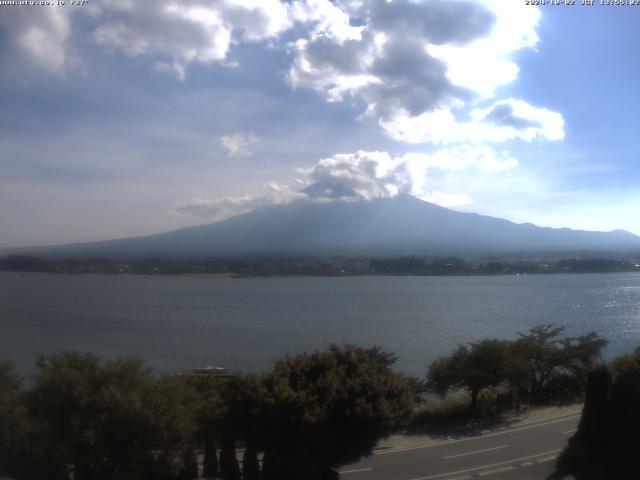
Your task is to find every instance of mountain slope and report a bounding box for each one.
[7,194,640,259]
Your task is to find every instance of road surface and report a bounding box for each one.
[339,412,579,480]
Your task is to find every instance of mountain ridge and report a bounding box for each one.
[3,192,639,260]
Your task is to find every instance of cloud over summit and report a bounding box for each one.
[176,144,520,220]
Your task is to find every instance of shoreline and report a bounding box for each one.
[1,269,639,278]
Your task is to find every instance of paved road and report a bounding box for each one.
[339,413,579,480]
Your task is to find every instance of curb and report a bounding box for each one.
[374,406,582,454]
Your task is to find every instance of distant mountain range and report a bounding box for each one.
[5,188,640,260]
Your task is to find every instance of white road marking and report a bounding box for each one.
[339,467,373,474]
[376,441,436,452]
[444,445,508,460]
[407,449,562,480]
[536,455,559,463]
[562,429,577,435]
[375,414,579,455]
[477,465,515,476]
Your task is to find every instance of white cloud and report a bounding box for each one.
[225,0,293,41]
[427,0,541,97]
[287,0,495,119]
[176,145,520,219]
[0,7,78,76]
[154,61,188,81]
[283,0,563,149]
[91,0,293,79]
[93,2,231,75]
[1,1,296,79]
[471,99,565,142]
[301,150,411,199]
[220,133,259,158]
[2,0,562,224]
[381,99,564,145]
[80,0,538,111]
[175,182,305,219]
[401,145,518,174]
[304,145,520,202]
[289,0,364,43]
[1,0,563,153]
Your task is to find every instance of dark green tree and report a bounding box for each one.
[0,362,32,478]
[427,339,511,412]
[184,374,226,479]
[555,347,640,479]
[261,344,414,480]
[26,352,197,480]
[151,375,200,479]
[220,374,266,480]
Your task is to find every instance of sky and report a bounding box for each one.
[0,0,639,248]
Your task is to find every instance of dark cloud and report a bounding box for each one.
[367,0,495,46]
[483,102,544,129]
[370,36,469,116]
[301,180,358,200]
[288,0,492,120]
[297,33,373,75]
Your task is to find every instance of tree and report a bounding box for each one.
[151,375,200,479]
[426,340,511,412]
[0,362,32,478]
[0,255,51,272]
[514,324,567,399]
[427,325,608,410]
[514,324,607,401]
[261,345,414,480]
[26,352,197,480]
[184,374,226,479]
[220,374,266,480]
[555,348,640,479]
[562,332,609,379]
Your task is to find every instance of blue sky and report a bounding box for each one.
[0,0,639,247]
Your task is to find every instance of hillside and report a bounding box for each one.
[5,193,640,260]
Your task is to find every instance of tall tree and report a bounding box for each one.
[427,340,511,412]
[184,374,226,479]
[555,348,640,479]
[261,345,414,480]
[515,324,606,400]
[0,362,32,478]
[220,374,266,480]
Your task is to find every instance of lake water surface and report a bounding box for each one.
[2,272,640,377]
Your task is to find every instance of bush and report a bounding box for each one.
[411,392,473,427]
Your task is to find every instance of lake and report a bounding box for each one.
[1,272,640,377]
